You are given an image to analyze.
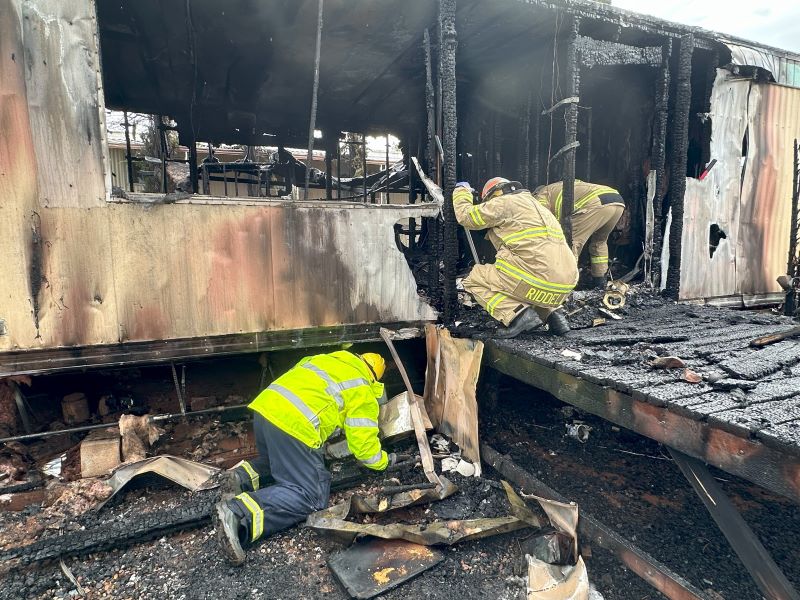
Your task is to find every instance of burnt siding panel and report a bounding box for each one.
[0,1,48,350]
[678,72,749,300]
[22,0,109,208]
[738,83,800,297]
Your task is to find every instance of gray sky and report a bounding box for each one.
[612,0,800,54]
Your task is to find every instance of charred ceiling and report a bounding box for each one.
[97,0,437,146]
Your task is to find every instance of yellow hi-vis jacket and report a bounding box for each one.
[248,351,388,470]
[454,187,578,307]
[533,180,623,220]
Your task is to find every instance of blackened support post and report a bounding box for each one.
[440,0,458,323]
[188,139,199,194]
[324,133,333,200]
[385,133,390,203]
[336,136,342,200]
[424,29,437,184]
[669,450,800,600]
[158,115,168,193]
[362,134,368,202]
[531,111,540,188]
[665,34,694,298]
[666,33,694,300]
[584,107,592,182]
[788,139,799,277]
[123,111,135,193]
[650,39,672,287]
[519,93,531,188]
[561,15,580,246]
[304,0,324,201]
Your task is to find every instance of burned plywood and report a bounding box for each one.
[481,301,800,505]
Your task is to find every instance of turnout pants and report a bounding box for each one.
[230,413,331,545]
[463,262,574,326]
[571,204,624,277]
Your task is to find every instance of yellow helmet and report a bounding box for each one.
[360,353,386,381]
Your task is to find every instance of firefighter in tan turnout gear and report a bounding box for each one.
[533,180,625,288]
[454,177,578,338]
[213,351,401,565]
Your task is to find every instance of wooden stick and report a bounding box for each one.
[380,328,441,487]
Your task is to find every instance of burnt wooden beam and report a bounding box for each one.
[0,321,429,377]
[665,33,694,298]
[560,15,581,245]
[670,450,800,600]
[440,0,458,323]
[484,342,800,505]
[483,444,711,600]
[650,39,672,285]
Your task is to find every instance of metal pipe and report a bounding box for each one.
[336,136,342,200]
[123,111,135,193]
[304,0,324,201]
[0,404,249,444]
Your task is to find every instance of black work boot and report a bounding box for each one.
[494,308,542,339]
[546,310,571,336]
[592,276,607,289]
[218,469,246,496]
[213,498,247,566]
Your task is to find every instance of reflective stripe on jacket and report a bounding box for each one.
[248,351,388,470]
[453,186,578,298]
[534,180,622,220]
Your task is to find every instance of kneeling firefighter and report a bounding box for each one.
[454,178,579,338]
[533,180,625,288]
[213,351,399,565]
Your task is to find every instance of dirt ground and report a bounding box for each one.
[482,374,800,599]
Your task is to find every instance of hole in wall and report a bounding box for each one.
[709,223,727,258]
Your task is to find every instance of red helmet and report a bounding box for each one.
[481,177,510,202]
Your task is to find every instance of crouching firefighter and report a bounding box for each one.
[454,177,579,338]
[533,180,625,288]
[213,351,397,565]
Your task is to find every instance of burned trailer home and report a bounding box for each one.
[2,0,800,599]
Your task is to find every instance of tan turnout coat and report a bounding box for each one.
[453,186,578,326]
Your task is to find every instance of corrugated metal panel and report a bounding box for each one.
[679,71,750,299]
[737,82,800,296]
[724,40,800,89]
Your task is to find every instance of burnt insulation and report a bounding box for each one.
[559,14,581,246]
[440,0,458,323]
[665,34,694,298]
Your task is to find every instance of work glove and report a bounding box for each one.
[455,181,472,191]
